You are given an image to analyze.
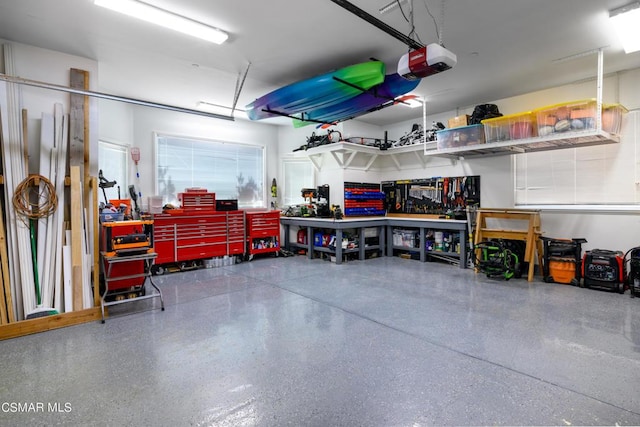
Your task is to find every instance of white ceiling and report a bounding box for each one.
[0,0,638,128]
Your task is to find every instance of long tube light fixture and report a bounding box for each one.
[379,0,409,14]
[94,0,228,44]
[609,1,640,53]
[0,73,234,121]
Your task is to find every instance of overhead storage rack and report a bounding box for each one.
[424,49,622,159]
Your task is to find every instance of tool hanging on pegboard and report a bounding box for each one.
[382,175,480,216]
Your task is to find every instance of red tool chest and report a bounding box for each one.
[153,210,246,267]
[246,210,281,258]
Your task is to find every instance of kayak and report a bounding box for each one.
[292,73,420,127]
[245,60,385,121]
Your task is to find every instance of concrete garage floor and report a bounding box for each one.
[1,255,639,426]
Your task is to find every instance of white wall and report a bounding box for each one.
[1,40,99,175]
[3,40,281,212]
[98,101,280,210]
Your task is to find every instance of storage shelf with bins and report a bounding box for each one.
[344,182,386,216]
[280,217,387,265]
[385,217,469,268]
[423,129,620,159]
[424,49,622,159]
[389,226,465,265]
[424,229,465,265]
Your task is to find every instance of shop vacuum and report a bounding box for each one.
[582,249,626,293]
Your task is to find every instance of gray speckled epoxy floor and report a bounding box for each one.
[1,255,640,426]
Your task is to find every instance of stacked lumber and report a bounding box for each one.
[0,45,95,325]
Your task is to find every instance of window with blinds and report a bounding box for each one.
[514,111,639,207]
[156,134,264,208]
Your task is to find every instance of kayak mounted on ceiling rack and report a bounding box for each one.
[244,60,385,121]
[292,72,420,127]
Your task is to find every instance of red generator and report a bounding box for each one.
[582,249,626,294]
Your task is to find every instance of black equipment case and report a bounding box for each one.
[625,247,640,298]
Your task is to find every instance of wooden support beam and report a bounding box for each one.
[69,69,89,172]
[0,199,10,325]
[0,112,13,324]
[70,166,83,311]
[91,176,100,307]
[0,307,101,340]
[473,208,543,282]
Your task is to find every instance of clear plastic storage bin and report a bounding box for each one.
[602,104,628,135]
[533,99,597,136]
[436,124,485,150]
[481,111,537,143]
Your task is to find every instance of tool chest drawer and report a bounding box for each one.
[247,211,280,236]
[151,211,246,266]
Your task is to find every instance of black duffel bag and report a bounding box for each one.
[470,104,502,124]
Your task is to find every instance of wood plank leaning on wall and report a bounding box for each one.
[0,66,101,339]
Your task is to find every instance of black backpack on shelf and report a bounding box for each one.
[470,104,502,125]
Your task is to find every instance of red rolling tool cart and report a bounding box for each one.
[246,211,281,260]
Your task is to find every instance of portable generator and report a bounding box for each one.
[625,246,640,298]
[472,240,521,281]
[582,249,626,293]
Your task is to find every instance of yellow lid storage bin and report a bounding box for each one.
[436,124,485,150]
[602,104,628,135]
[533,99,598,136]
[481,111,537,143]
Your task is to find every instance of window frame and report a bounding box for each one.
[281,157,316,207]
[513,110,640,210]
[98,139,130,202]
[153,132,266,208]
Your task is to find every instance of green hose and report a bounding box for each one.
[29,218,41,306]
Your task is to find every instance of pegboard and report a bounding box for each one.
[382,176,480,216]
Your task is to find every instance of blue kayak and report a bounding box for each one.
[292,73,420,127]
[245,61,385,121]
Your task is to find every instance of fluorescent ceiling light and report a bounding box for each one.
[609,1,640,53]
[197,101,246,118]
[94,0,228,45]
[379,0,409,14]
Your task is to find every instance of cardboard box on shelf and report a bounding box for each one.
[448,114,470,129]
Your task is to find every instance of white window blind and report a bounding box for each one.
[282,159,314,206]
[156,134,264,208]
[515,111,640,207]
